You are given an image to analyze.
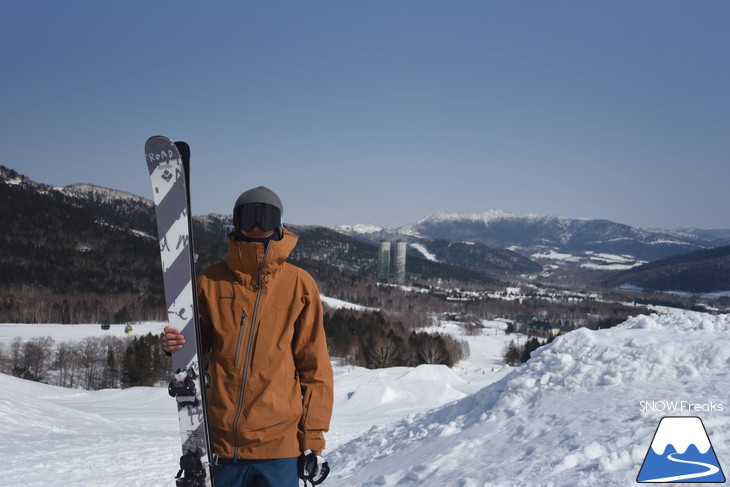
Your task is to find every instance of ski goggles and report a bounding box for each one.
[234,203,282,233]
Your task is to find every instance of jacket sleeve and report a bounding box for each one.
[196,275,213,355]
[293,278,334,452]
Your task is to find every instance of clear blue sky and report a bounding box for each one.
[1,1,728,229]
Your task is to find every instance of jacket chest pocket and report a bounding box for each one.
[249,305,297,370]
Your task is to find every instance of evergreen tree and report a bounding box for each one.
[103,345,118,389]
[521,337,543,363]
[122,335,154,387]
[503,340,521,366]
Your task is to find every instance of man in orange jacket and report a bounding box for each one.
[163,186,334,487]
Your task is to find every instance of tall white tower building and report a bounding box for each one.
[377,241,391,282]
[394,240,407,284]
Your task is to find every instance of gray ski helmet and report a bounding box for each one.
[234,186,283,213]
[233,186,284,235]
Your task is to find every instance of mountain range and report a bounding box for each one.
[335,210,730,290]
[337,209,729,263]
[2,164,730,306]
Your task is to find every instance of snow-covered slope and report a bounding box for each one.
[329,312,730,486]
[0,317,514,487]
[1,311,727,486]
[0,374,178,486]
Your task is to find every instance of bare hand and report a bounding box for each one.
[162,326,185,352]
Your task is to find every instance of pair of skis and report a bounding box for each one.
[145,136,214,486]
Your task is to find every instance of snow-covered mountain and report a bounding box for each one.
[1,310,727,486]
[5,163,730,289]
[0,165,157,230]
[336,210,730,267]
[60,183,151,206]
[0,166,151,208]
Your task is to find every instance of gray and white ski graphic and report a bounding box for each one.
[146,136,214,487]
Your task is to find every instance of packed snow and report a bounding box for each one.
[1,310,728,486]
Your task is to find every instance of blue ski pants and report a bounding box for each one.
[215,457,299,487]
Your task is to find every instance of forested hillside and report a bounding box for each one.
[0,166,515,323]
[2,164,728,329]
[605,244,730,293]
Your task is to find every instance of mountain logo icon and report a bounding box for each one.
[637,416,725,483]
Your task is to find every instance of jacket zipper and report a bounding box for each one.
[234,311,247,369]
[232,243,270,460]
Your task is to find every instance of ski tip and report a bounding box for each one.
[174,140,190,155]
[174,141,191,169]
[145,135,174,145]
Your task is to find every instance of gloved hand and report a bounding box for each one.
[298,449,330,486]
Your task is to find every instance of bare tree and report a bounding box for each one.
[442,334,469,364]
[78,337,105,389]
[366,335,401,368]
[55,342,80,388]
[418,338,448,365]
[10,337,22,370]
[0,343,10,374]
[19,337,55,381]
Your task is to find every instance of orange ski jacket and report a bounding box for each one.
[197,229,334,460]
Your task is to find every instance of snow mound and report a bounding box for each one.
[335,365,467,417]
[329,312,730,486]
[346,383,403,407]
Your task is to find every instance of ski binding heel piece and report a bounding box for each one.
[175,449,208,487]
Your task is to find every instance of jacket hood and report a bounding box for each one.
[225,228,298,279]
